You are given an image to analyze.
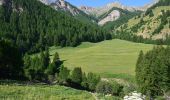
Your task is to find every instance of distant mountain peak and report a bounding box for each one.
[39,0,49,5]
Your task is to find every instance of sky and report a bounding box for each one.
[50,0,155,7]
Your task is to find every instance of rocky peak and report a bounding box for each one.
[98,10,120,25]
[39,0,49,5]
[49,0,81,15]
[80,6,95,11]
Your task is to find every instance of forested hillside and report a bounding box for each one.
[0,0,111,54]
[115,0,170,40]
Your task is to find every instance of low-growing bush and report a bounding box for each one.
[110,81,123,96]
[122,84,136,96]
[96,81,123,96]
[96,81,113,95]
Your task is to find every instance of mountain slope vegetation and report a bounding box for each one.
[115,0,170,40]
[100,7,142,30]
[0,0,111,54]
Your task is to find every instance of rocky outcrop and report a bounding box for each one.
[124,91,146,100]
[98,10,120,25]
[51,0,80,15]
[39,0,49,5]
[79,1,146,17]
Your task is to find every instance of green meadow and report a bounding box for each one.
[0,84,94,100]
[48,39,154,77]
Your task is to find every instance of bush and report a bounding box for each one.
[110,81,123,96]
[123,84,136,96]
[96,81,113,95]
[87,72,101,91]
[155,96,166,100]
[96,81,123,96]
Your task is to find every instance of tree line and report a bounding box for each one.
[0,0,111,54]
[0,39,101,91]
[136,46,170,98]
[113,28,170,45]
[0,40,135,98]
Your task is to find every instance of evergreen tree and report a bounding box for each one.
[136,46,170,97]
[44,47,50,68]
[70,67,82,85]
[0,0,112,54]
[58,66,70,84]
[135,50,144,89]
[0,40,23,79]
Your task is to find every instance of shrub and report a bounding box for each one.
[110,81,123,96]
[123,84,136,96]
[96,81,113,95]
[87,72,101,91]
[96,81,123,96]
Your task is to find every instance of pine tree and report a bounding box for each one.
[70,67,82,85]
[44,47,50,68]
[40,50,46,70]
[58,66,70,84]
[135,50,144,89]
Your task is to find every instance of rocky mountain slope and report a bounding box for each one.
[115,0,170,40]
[39,0,97,23]
[79,2,151,26]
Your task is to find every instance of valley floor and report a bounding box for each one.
[48,39,154,78]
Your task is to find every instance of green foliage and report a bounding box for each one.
[24,51,62,81]
[135,50,144,86]
[81,72,88,89]
[0,84,95,100]
[136,46,170,97]
[58,66,70,84]
[96,81,113,95]
[110,81,123,96]
[96,81,123,96]
[152,10,170,35]
[145,0,170,15]
[0,0,111,54]
[86,72,101,91]
[0,40,23,80]
[70,67,82,85]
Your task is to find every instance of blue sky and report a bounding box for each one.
[50,0,155,7]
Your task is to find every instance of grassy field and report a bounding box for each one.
[48,39,154,77]
[0,84,94,100]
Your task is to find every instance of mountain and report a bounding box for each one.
[0,0,111,53]
[39,0,97,23]
[115,0,170,40]
[79,2,147,26]
[39,0,49,5]
[97,7,142,26]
